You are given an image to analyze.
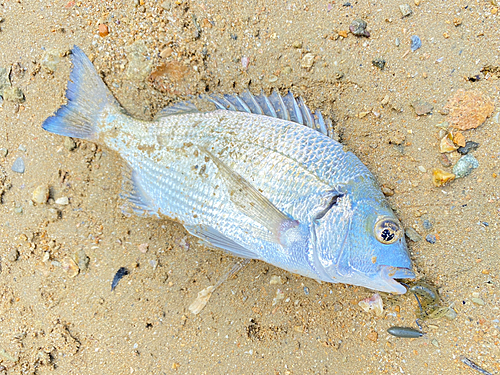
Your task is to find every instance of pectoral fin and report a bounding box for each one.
[200,146,297,243]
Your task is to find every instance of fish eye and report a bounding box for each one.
[374,218,401,244]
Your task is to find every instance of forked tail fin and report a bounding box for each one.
[42,46,122,140]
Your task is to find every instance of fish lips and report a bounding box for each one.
[376,265,415,294]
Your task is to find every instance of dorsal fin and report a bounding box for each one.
[207,90,332,137]
[155,90,333,137]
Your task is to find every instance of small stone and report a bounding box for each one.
[425,234,436,244]
[367,331,378,342]
[138,243,149,253]
[125,40,152,81]
[358,293,383,316]
[453,155,479,178]
[75,248,90,272]
[301,53,315,69]
[411,100,433,115]
[381,95,390,106]
[292,41,302,49]
[453,17,462,26]
[445,89,494,130]
[372,58,386,70]
[0,66,10,95]
[418,165,427,173]
[410,35,422,51]
[32,185,50,204]
[471,297,485,306]
[457,141,479,155]
[61,256,79,277]
[422,219,433,230]
[47,208,60,221]
[7,248,19,262]
[395,38,401,47]
[272,288,285,306]
[440,133,458,153]
[432,169,455,187]
[337,30,349,38]
[0,148,7,157]
[452,132,466,147]
[11,157,25,173]
[282,66,292,74]
[349,19,370,37]
[431,338,439,348]
[405,227,422,242]
[399,4,413,17]
[40,49,61,73]
[241,56,250,70]
[270,275,284,285]
[98,24,109,37]
[55,197,69,205]
[358,111,369,118]
[64,137,77,151]
[444,307,458,320]
[381,186,394,196]
[440,154,452,167]
[2,87,24,102]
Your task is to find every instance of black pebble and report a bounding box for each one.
[457,141,479,155]
[372,58,386,70]
[111,267,130,291]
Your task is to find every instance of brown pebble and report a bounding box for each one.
[453,17,462,26]
[440,154,452,167]
[381,186,394,196]
[432,168,455,187]
[367,331,378,342]
[98,24,109,37]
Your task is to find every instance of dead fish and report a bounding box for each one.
[42,46,415,294]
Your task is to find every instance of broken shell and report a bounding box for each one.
[452,132,466,147]
[61,256,79,277]
[432,168,455,187]
[358,293,384,316]
[189,285,215,314]
[32,185,50,204]
[439,133,458,153]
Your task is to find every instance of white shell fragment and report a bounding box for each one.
[189,285,215,315]
[358,293,384,316]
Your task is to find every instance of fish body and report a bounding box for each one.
[43,46,414,294]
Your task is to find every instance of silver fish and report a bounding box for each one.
[42,46,414,294]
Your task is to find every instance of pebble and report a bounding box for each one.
[125,40,152,81]
[445,89,494,130]
[241,56,250,70]
[453,155,479,178]
[0,148,7,157]
[7,248,19,262]
[372,58,385,70]
[422,219,433,231]
[425,234,436,244]
[61,256,79,278]
[471,297,485,306]
[395,38,400,47]
[349,19,370,37]
[32,185,50,204]
[64,137,77,151]
[11,157,25,173]
[303,286,310,295]
[457,141,479,155]
[292,41,302,48]
[399,4,413,17]
[55,197,69,205]
[440,154,452,167]
[282,66,292,74]
[418,165,426,173]
[431,338,439,348]
[75,248,90,272]
[387,326,423,338]
[432,168,456,187]
[405,227,422,242]
[367,331,378,342]
[0,67,10,95]
[411,100,432,115]
[98,23,109,37]
[270,275,284,285]
[410,35,422,51]
[381,186,394,196]
[40,49,61,73]
[2,87,24,102]
[301,53,315,69]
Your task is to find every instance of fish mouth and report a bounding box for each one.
[378,265,415,294]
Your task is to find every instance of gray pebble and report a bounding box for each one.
[7,248,19,262]
[453,155,479,178]
[11,157,25,173]
[372,58,386,70]
[410,35,422,51]
[64,137,77,151]
[18,145,26,152]
[425,234,436,244]
[422,219,433,231]
[405,227,422,242]
[399,4,413,17]
[457,141,479,155]
[349,19,370,37]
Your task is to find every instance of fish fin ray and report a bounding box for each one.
[154,100,199,119]
[200,146,295,240]
[119,163,159,217]
[184,225,257,259]
[269,90,290,121]
[42,45,122,140]
[282,91,303,124]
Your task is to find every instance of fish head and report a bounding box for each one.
[313,195,414,294]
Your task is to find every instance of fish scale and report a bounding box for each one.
[42,46,415,294]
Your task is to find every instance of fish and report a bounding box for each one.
[42,46,415,294]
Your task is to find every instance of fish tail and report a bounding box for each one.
[42,45,121,140]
